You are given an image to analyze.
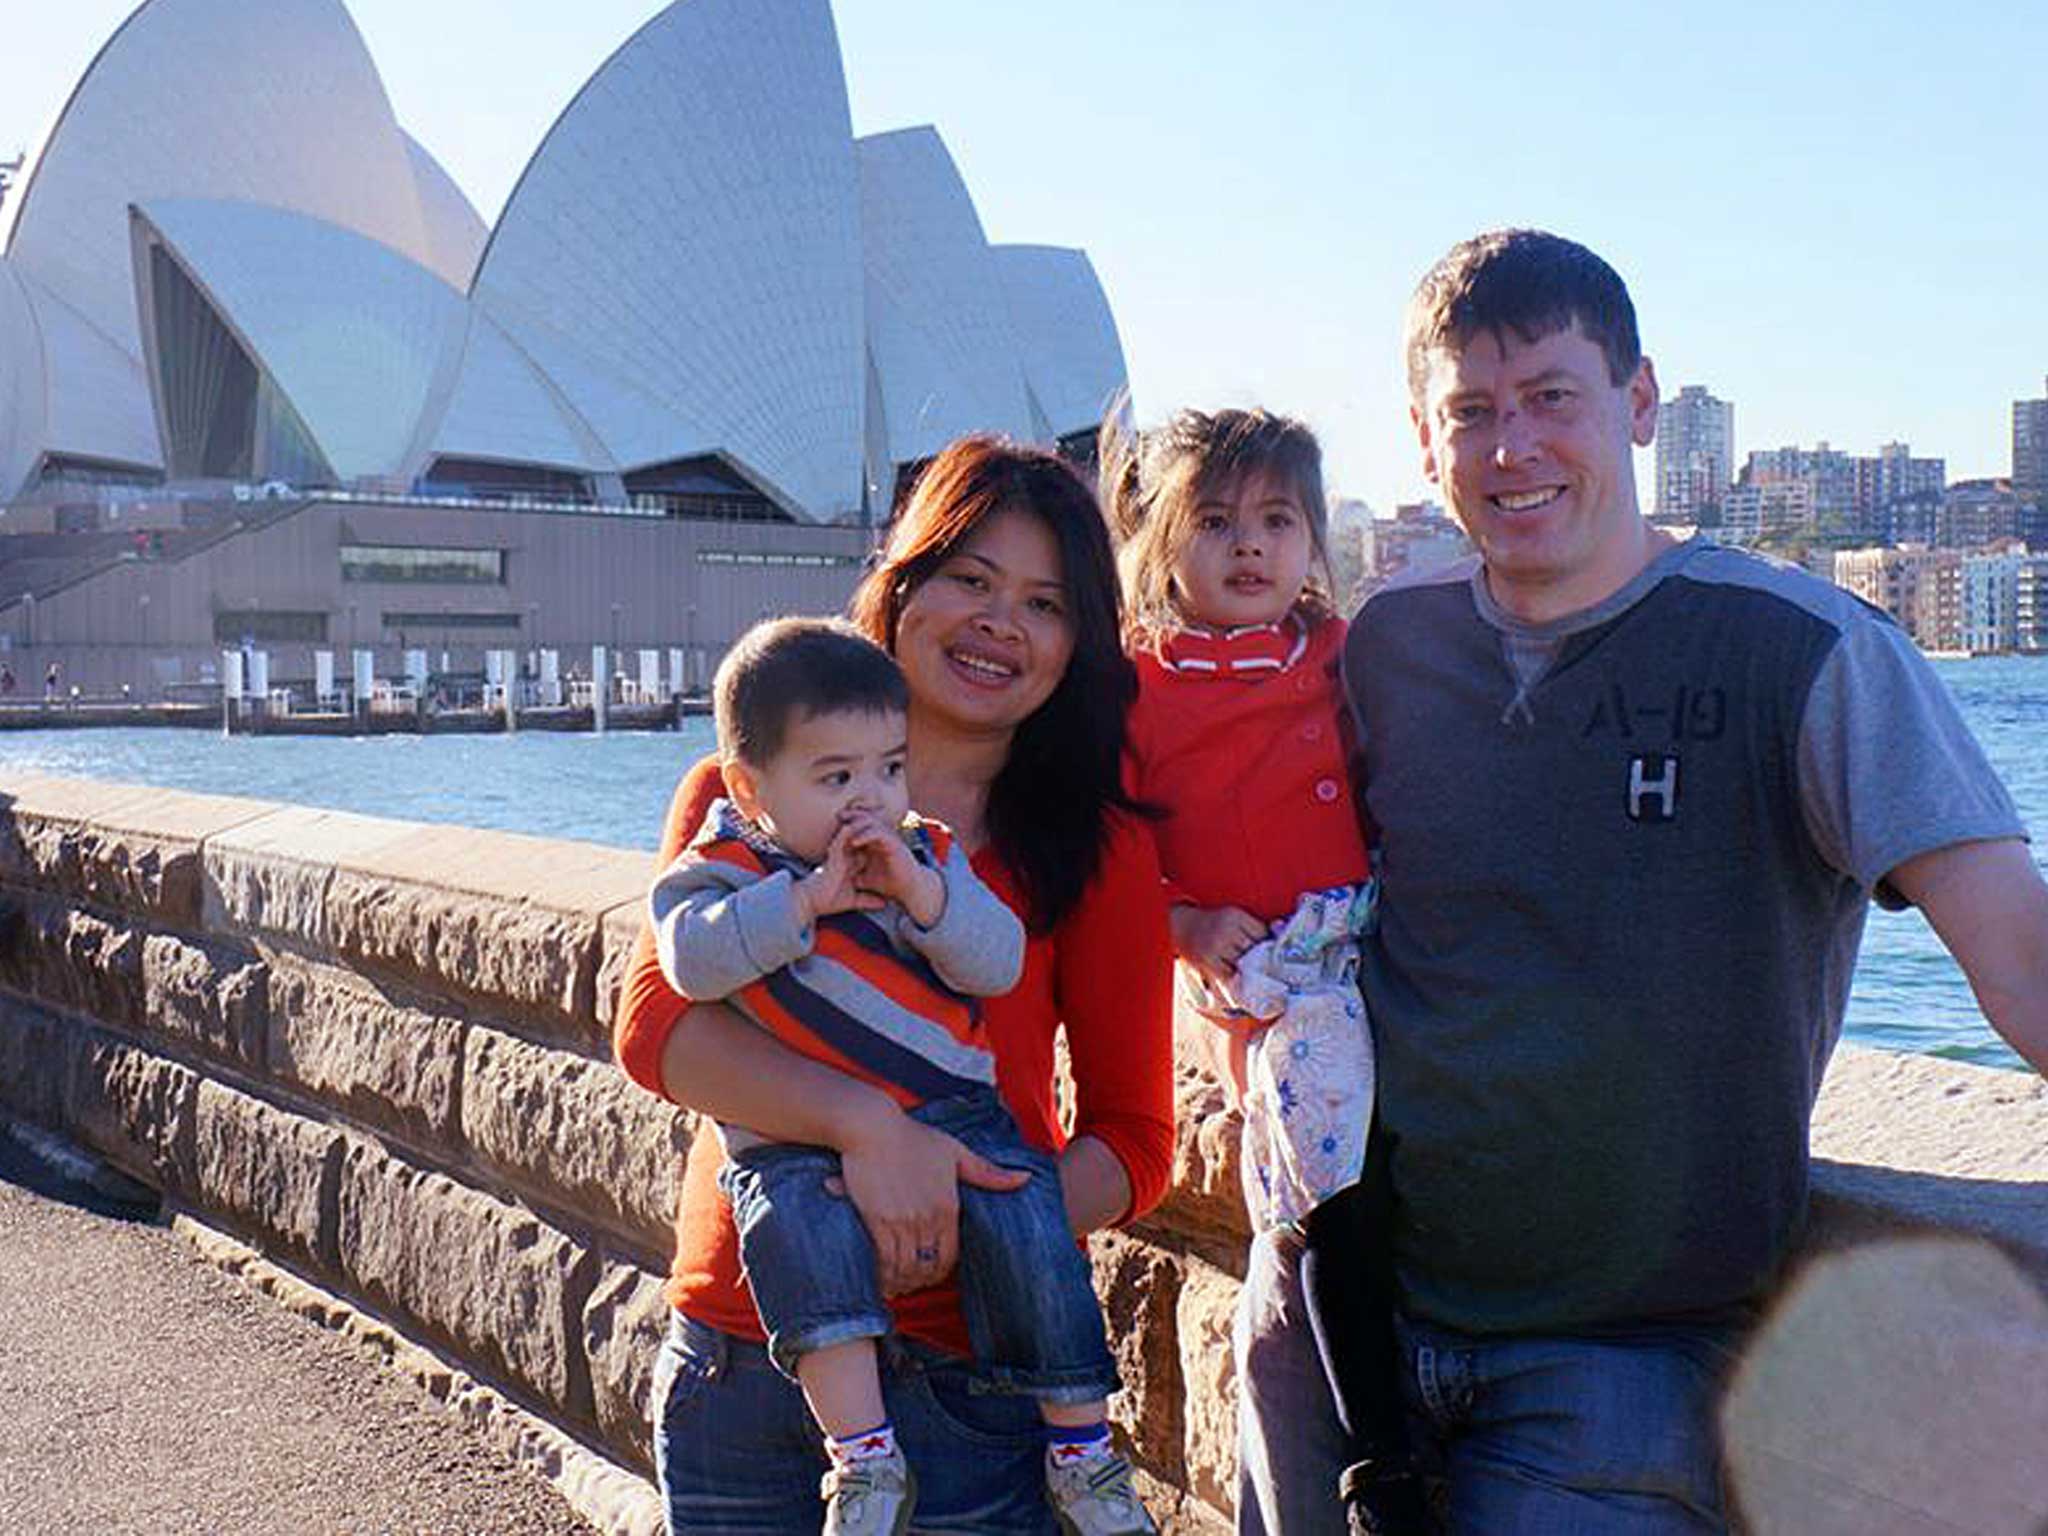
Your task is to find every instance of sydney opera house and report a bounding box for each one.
[0,0,1127,698]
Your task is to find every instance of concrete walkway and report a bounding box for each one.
[0,1127,600,1536]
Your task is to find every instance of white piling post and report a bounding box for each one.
[248,650,270,715]
[492,649,517,729]
[221,649,245,734]
[592,645,609,734]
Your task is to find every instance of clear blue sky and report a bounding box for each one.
[7,1,2045,513]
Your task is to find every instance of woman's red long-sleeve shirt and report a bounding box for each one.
[613,756,1176,1354]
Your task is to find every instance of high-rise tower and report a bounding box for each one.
[1655,385,1734,526]
[2014,378,2048,512]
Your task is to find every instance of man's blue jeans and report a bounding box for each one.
[1395,1312,1738,1534]
[1234,1228,1740,1534]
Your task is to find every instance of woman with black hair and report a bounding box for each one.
[615,436,1176,1533]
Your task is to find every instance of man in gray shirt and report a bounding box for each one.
[1234,229,2048,1535]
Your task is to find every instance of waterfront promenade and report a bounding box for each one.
[0,1128,598,1535]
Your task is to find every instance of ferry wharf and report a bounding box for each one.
[0,696,707,735]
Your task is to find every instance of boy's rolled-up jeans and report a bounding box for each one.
[718,1085,1119,1404]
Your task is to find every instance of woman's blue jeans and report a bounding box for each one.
[652,1313,1060,1534]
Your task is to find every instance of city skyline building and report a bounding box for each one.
[2017,557,2048,652]
[2015,378,2047,513]
[1728,438,1952,547]
[1872,441,1946,508]
[1939,478,2026,550]
[1369,500,1468,583]
[1654,384,1733,527]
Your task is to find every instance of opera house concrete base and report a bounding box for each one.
[0,493,871,705]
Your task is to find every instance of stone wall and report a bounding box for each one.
[1,773,2043,1534]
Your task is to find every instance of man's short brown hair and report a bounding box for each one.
[1405,229,1641,400]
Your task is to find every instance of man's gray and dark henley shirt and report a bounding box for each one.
[1343,537,2024,1336]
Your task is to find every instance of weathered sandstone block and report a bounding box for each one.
[69,1032,198,1191]
[1814,1045,2048,1179]
[335,1137,596,1417]
[582,1261,672,1468]
[202,805,400,947]
[206,807,648,1041]
[1810,1045,2048,1287]
[265,958,462,1147]
[461,1025,690,1253]
[143,932,267,1064]
[1165,1063,1250,1249]
[0,997,72,1126]
[0,894,145,1026]
[0,775,270,926]
[192,1079,341,1270]
[594,902,651,1035]
[327,871,605,1034]
[1095,1229,1189,1486]
[1155,1485,1235,1536]
[1174,1256,1243,1522]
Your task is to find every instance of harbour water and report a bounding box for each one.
[1,657,2041,1071]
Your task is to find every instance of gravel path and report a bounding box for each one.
[0,1133,600,1536]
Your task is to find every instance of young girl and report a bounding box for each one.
[1103,408,1422,1534]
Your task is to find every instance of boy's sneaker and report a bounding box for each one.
[821,1447,915,1536]
[1045,1445,1158,1535]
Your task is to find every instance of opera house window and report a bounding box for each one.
[212,610,327,644]
[341,545,506,585]
[380,611,522,631]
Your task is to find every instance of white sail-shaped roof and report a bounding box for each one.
[472,0,866,520]
[857,127,1037,471]
[992,245,1127,440]
[427,310,617,476]
[2,0,435,368]
[0,261,46,501]
[134,200,467,485]
[15,269,162,477]
[404,133,489,293]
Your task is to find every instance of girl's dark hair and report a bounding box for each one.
[851,436,1138,931]
[1099,403,1336,640]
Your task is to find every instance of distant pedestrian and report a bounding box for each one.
[0,662,15,695]
[44,662,59,702]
